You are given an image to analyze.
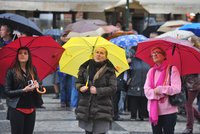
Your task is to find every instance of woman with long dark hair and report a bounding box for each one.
[4,47,43,134]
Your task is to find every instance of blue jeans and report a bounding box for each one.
[70,77,78,108]
[118,91,126,112]
[152,113,177,134]
[59,73,72,106]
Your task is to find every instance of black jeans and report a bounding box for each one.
[152,113,177,134]
[8,108,36,134]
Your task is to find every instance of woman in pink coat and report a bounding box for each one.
[144,47,181,134]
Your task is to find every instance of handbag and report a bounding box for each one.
[168,66,186,106]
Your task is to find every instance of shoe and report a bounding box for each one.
[130,117,136,121]
[119,111,129,115]
[139,118,144,121]
[114,117,124,121]
[60,103,66,108]
[182,128,193,134]
[52,95,59,99]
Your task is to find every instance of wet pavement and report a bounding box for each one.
[0,94,199,134]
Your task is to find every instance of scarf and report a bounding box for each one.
[149,60,169,125]
[88,59,107,81]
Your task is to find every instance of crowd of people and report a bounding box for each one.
[1,19,200,134]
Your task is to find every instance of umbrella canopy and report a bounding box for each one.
[110,34,148,48]
[0,36,64,86]
[179,23,200,37]
[66,25,120,38]
[65,19,107,33]
[157,20,191,32]
[0,13,42,36]
[142,24,163,38]
[106,31,134,40]
[43,28,63,37]
[59,36,129,77]
[156,30,194,40]
[136,37,200,76]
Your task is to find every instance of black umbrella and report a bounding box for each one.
[0,13,42,36]
[142,23,163,38]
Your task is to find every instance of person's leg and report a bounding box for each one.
[185,90,199,129]
[162,113,177,134]
[138,96,148,120]
[197,93,200,112]
[113,90,121,120]
[70,76,78,108]
[9,108,24,134]
[65,74,72,107]
[128,96,137,119]
[118,91,126,113]
[23,111,36,134]
[53,83,60,99]
[60,74,67,107]
[193,107,200,122]
[151,121,162,134]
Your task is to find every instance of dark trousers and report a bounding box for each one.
[128,96,148,119]
[8,108,36,134]
[152,113,177,134]
[113,90,121,119]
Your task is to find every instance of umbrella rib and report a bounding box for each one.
[32,54,56,70]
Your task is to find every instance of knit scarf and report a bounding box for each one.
[149,60,169,125]
[88,59,107,81]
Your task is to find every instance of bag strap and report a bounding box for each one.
[169,65,172,86]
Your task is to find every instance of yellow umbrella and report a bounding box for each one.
[59,36,129,78]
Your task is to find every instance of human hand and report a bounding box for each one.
[80,86,88,93]
[23,84,36,92]
[33,80,39,88]
[154,88,160,95]
[90,86,97,94]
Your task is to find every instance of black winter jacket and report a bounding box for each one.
[75,60,117,121]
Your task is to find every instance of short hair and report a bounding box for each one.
[1,24,13,35]
[151,47,166,57]
[94,47,108,57]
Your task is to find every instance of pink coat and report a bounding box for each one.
[144,66,181,115]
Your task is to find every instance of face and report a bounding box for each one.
[93,47,107,62]
[151,48,166,65]
[0,25,10,38]
[18,49,29,63]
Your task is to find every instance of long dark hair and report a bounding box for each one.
[13,47,35,81]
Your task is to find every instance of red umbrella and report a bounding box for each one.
[0,36,64,87]
[135,37,200,76]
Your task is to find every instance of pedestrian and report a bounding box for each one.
[4,47,43,134]
[113,72,125,121]
[75,47,117,134]
[144,47,181,134]
[127,46,150,121]
[182,36,200,134]
[0,23,14,47]
[52,67,60,99]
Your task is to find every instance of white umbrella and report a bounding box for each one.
[156,30,194,39]
[157,20,191,32]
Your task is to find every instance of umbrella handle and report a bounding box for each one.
[36,87,46,94]
[31,75,46,94]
